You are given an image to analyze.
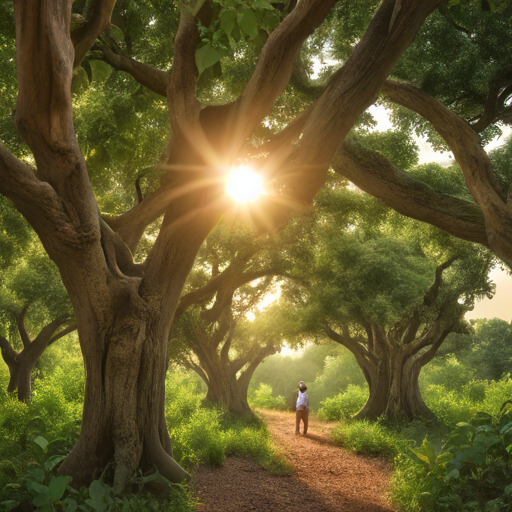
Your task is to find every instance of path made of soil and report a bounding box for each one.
[193,410,395,512]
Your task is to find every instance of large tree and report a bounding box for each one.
[0,0,444,491]
[285,185,494,420]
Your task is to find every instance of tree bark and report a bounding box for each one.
[326,324,445,421]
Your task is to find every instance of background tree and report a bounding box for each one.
[285,184,495,420]
[0,240,75,402]
[171,223,309,418]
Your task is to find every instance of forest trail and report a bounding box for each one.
[193,410,395,511]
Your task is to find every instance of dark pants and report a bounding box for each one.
[295,408,308,435]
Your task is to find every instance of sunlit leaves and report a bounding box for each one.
[195,0,285,76]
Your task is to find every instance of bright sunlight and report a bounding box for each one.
[226,166,262,201]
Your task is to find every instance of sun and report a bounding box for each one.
[226,167,262,201]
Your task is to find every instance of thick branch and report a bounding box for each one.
[0,335,17,366]
[71,0,117,67]
[382,80,512,264]
[16,304,31,349]
[325,326,377,367]
[423,257,457,306]
[332,141,489,246]
[48,323,77,345]
[237,344,277,390]
[168,4,201,132]
[93,42,170,97]
[276,0,444,206]
[227,0,336,152]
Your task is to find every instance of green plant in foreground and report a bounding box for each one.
[406,402,512,511]
[0,434,196,512]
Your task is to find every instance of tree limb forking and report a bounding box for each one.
[226,0,337,155]
[71,0,117,67]
[423,256,458,307]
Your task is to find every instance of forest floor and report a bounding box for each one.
[192,410,395,512]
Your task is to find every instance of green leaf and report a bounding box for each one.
[26,467,46,483]
[64,499,78,512]
[27,480,49,495]
[0,501,20,511]
[239,9,258,38]
[44,455,67,472]
[253,0,274,9]
[88,480,108,502]
[219,9,237,36]
[85,498,108,512]
[32,493,51,507]
[49,475,72,502]
[89,60,113,83]
[33,435,49,453]
[195,44,227,76]
[448,0,461,5]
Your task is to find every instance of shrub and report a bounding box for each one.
[331,419,400,458]
[317,385,368,421]
[394,402,512,511]
[249,383,287,411]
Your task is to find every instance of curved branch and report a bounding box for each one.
[332,141,489,247]
[423,256,458,306]
[0,335,17,366]
[227,0,337,151]
[382,79,512,264]
[71,0,117,67]
[325,326,377,366]
[16,304,31,349]
[49,323,77,345]
[275,0,444,206]
[93,43,170,97]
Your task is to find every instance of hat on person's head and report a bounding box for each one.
[299,381,306,388]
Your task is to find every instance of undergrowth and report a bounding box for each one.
[0,356,287,511]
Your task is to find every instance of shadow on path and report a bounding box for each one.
[193,409,395,511]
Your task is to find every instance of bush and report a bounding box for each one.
[317,385,368,421]
[249,383,287,411]
[332,419,400,457]
[394,402,512,511]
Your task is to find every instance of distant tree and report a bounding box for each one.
[0,250,75,401]
[171,224,308,418]
[286,187,494,420]
[469,318,512,381]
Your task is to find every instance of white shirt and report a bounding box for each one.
[296,391,309,410]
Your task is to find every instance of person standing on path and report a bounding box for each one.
[295,380,309,436]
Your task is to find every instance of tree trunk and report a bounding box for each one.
[354,346,434,421]
[195,346,256,420]
[6,359,33,402]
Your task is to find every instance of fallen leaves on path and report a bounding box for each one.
[193,410,395,511]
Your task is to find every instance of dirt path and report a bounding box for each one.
[193,410,395,511]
